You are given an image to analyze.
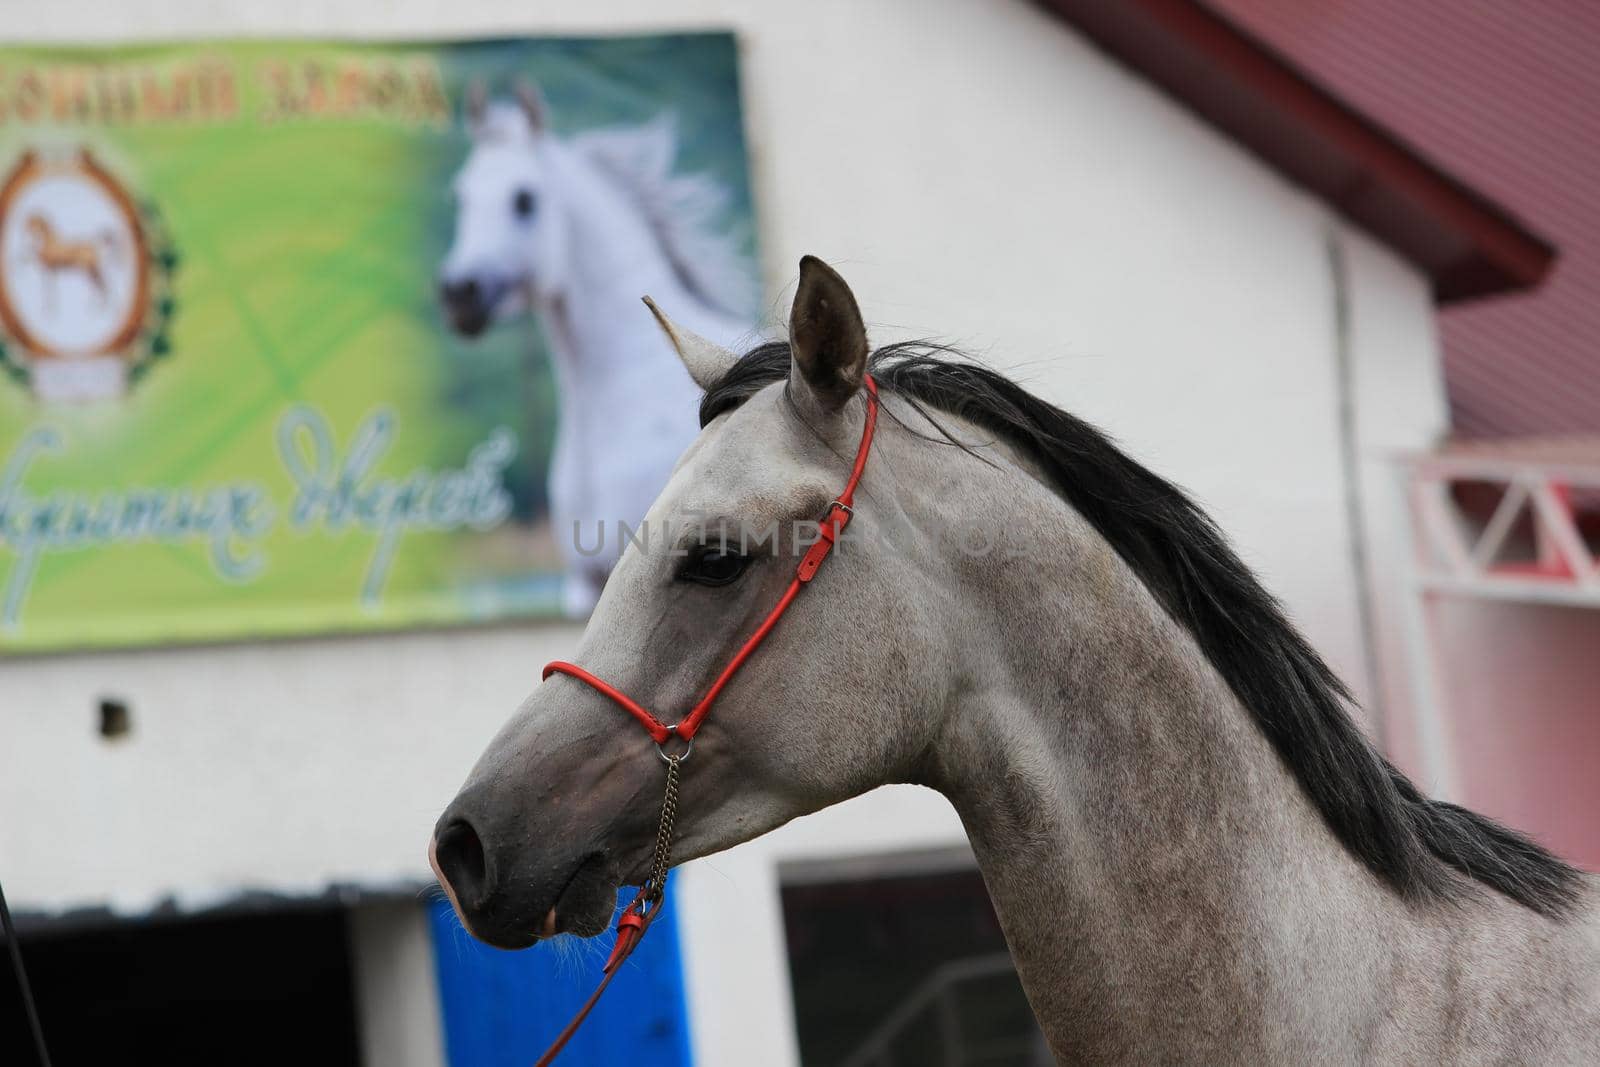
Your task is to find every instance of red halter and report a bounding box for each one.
[542,373,880,747]
[529,375,879,1065]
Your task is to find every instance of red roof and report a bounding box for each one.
[1205,0,1600,437]
[1038,0,1555,305]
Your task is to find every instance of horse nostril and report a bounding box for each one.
[434,817,491,909]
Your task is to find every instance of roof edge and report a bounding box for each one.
[1038,0,1557,303]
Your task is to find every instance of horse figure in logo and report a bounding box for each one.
[437,83,756,616]
[24,214,121,312]
[433,259,1599,1062]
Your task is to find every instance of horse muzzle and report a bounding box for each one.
[430,797,619,949]
[438,275,500,337]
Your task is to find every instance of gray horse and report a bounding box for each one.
[433,257,1599,1063]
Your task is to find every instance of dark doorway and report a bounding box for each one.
[0,905,361,1067]
[781,852,1046,1067]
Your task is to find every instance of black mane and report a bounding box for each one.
[702,341,1582,918]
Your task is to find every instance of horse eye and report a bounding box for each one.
[680,547,750,587]
[512,188,536,219]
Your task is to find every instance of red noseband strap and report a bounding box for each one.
[542,373,880,745]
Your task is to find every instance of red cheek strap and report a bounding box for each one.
[541,375,878,746]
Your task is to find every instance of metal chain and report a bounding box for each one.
[643,755,681,905]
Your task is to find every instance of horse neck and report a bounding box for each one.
[910,431,1407,1060]
[539,141,709,393]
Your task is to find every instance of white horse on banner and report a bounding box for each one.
[439,83,757,616]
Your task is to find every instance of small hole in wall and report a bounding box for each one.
[98,698,132,740]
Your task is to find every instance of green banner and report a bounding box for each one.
[0,34,757,652]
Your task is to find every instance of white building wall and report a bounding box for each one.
[1337,228,1451,777]
[0,2,1447,1065]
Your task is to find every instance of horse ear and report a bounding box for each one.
[643,296,737,392]
[788,255,869,416]
[465,80,487,131]
[514,80,547,132]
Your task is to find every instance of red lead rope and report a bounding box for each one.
[531,376,879,1064]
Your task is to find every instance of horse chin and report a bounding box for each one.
[547,856,620,941]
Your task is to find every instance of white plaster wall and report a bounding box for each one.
[1337,225,1451,779]
[0,2,1445,1065]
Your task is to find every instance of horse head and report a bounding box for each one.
[430,258,938,946]
[438,81,568,338]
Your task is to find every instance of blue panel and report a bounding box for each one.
[428,880,692,1067]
